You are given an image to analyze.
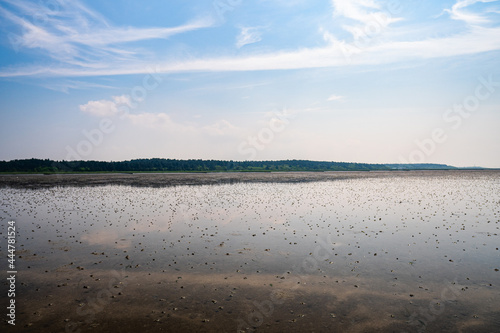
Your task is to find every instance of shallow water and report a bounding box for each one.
[1,171,499,332]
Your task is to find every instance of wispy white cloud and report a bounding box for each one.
[203,119,240,136]
[1,0,499,78]
[68,22,213,46]
[125,112,241,137]
[42,80,115,93]
[327,94,344,101]
[236,26,263,48]
[126,112,176,128]
[0,0,213,76]
[331,0,402,38]
[2,23,500,78]
[445,0,499,25]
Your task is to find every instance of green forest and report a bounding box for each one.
[0,158,458,173]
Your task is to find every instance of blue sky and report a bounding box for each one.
[0,0,499,167]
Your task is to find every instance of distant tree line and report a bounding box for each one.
[0,158,459,173]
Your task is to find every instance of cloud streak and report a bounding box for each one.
[0,0,499,78]
[445,0,499,25]
[327,94,344,101]
[236,26,263,48]
[331,0,402,38]
[2,25,500,78]
[0,0,213,74]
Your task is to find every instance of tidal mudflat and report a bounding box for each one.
[1,171,499,332]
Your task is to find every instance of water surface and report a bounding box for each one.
[1,171,499,332]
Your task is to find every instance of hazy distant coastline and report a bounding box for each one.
[0,158,484,174]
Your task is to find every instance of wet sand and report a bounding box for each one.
[1,170,499,332]
[8,269,500,333]
[0,170,489,189]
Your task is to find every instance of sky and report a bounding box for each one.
[0,0,499,167]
